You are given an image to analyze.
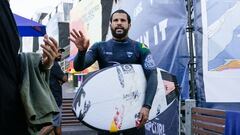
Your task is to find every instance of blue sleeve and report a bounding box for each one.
[73,43,99,71]
[138,43,158,109]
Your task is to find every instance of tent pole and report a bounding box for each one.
[187,0,196,99]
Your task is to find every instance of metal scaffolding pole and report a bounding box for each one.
[187,0,196,99]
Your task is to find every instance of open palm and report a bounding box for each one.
[69,29,89,51]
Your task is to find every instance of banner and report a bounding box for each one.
[109,0,189,99]
[145,99,179,135]
[194,0,240,110]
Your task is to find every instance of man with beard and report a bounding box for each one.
[49,48,68,135]
[70,9,157,135]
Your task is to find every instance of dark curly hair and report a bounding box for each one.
[109,9,131,24]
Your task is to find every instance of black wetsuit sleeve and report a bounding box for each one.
[138,44,158,109]
[73,43,99,71]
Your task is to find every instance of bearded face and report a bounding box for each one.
[110,13,131,40]
[110,26,129,39]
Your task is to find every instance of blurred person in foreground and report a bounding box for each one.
[0,0,58,134]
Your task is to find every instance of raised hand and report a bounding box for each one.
[40,34,58,69]
[69,29,90,51]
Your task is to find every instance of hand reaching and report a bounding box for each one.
[40,35,58,69]
[69,29,89,51]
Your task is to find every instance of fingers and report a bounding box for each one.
[43,35,58,54]
[69,29,89,51]
[41,35,58,65]
[138,113,148,128]
[78,30,84,37]
[41,44,56,60]
[136,107,150,128]
[70,31,78,39]
[83,39,90,49]
[49,37,58,47]
[41,44,52,65]
[69,37,73,43]
[70,29,85,39]
[41,35,58,69]
[72,29,81,38]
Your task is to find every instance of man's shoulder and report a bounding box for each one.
[131,39,149,49]
[133,41,150,53]
[95,40,109,44]
[92,41,108,47]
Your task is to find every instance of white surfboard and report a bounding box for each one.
[72,64,178,132]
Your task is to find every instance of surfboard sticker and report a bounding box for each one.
[72,64,178,132]
[73,88,91,121]
[116,66,124,88]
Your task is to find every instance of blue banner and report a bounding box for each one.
[111,0,189,100]
[145,99,179,135]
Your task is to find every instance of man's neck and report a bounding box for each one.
[112,36,128,42]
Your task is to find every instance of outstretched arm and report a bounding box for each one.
[73,43,99,71]
[70,29,96,71]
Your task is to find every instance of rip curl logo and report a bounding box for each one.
[145,121,166,135]
[144,55,156,69]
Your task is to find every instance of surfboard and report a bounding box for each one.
[72,64,178,132]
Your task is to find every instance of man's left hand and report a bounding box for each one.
[136,106,150,128]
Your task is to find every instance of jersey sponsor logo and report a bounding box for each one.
[126,52,133,58]
[144,54,156,69]
[105,51,113,55]
[139,43,149,54]
[141,43,148,49]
